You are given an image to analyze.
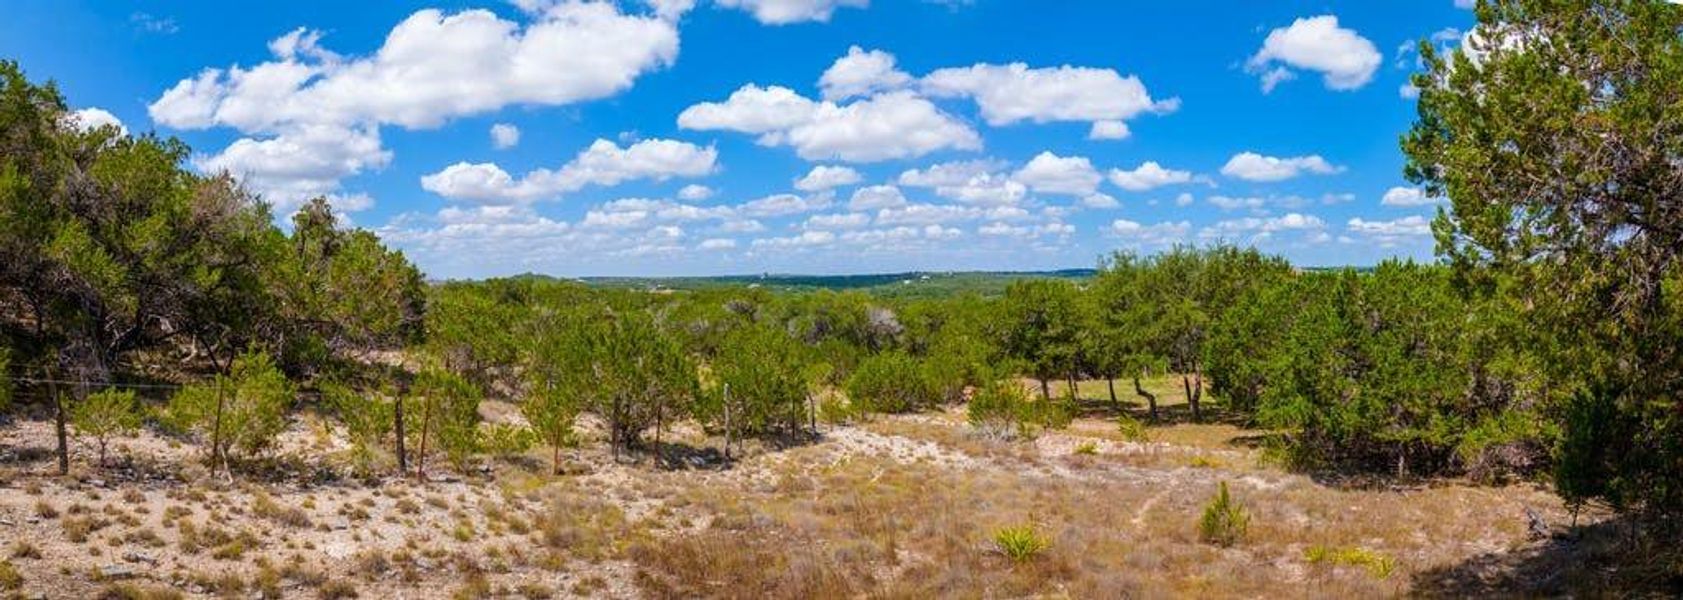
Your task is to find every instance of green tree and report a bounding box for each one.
[69,388,140,466]
[1403,0,1683,513]
[999,279,1084,400]
[167,351,293,473]
[326,382,395,476]
[845,351,939,414]
[591,312,697,457]
[523,312,587,474]
[709,323,811,439]
[409,366,480,479]
[0,61,285,472]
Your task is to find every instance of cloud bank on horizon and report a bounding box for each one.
[4,0,1474,278]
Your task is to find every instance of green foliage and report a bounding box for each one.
[991,524,1050,562]
[478,424,536,461]
[326,383,394,475]
[523,311,588,472]
[411,367,481,473]
[587,311,698,452]
[844,351,939,414]
[708,323,811,437]
[1553,387,1629,514]
[1198,481,1249,547]
[999,279,1083,394]
[1115,413,1149,443]
[1404,0,1683,516]
[167,351,292,467]
[69,388,141,465]
[967,379,1036,439]
[1304,545,1395,579]
[967,379,1072,440]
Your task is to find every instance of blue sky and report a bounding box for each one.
[3,0,1476,278]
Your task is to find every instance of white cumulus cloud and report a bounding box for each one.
[1107,161,1193,191]
[420,138,716,203]
[1247,15,1381,92]
[1220,151,1343,182]
[715,0,867,25]
[818,46,912,100]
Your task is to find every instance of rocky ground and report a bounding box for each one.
[0,398,1615,599]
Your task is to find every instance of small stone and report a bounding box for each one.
[99,564,136,580]
[123,551,157,565]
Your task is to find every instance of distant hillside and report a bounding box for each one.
[512,269,1098,298]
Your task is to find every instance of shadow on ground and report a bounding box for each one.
[1411,514,1683,597]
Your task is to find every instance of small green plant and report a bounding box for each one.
[991,524,1050,562]
[478,423,537,460]
[1198,481,1249,547]
[1305,545,1396,579]
[968,379,1035,439]
[71,388,142,466]
[1073,441,1098,456]
[1189,455,1220,469]
[0,560,20,590]
[1116,413,1150,442]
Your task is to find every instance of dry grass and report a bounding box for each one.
[0,391,1621,598]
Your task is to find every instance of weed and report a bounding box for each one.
[1198,481,1249,547]
[1117,413,1151,442]
[1073,441,1099,455]
[0,560,20,590]
[1305,545,1396,579]
[992,524,1051,562]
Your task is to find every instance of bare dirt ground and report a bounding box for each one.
[0,396,1615,599]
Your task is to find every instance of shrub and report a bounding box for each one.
[71,388,142,466]
[845,351,939,414]
[326,383,393,475]
[167,351,292,469]
[1304,545,1396,579]
[991,524,1050,562]
[410,367,482,476]
[478,423,536,461]
[1116,413,1149,442]
[1073,441,1098,456]
[0,560,19,590]
[967,379,1035,439]
[708,323,814,438]
[1198,481,1249,547]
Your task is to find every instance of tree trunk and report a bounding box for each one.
[808,392,817,435]
[722,384,733,461]
[48,367,68,475]
[1134,375,1158,422]
[1066,373,1078,399]
[394,396,407,475]
[1038,378,1050,401]
[1106,377,1118,409]
[552,443,561,476]
[1192,367,1203,422]
[415,403,431,481]
[212,376,227,475]
[1182,374,1201,424]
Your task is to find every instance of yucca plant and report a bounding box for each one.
[992,524,1050,562]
